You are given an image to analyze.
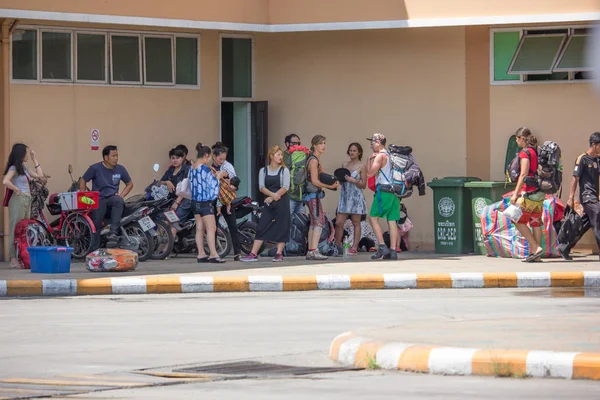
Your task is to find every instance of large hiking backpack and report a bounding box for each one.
[288,146,310,201]
[317,215,337,256]
[268,213,310,256]
[381,145,414,198]
[536,141,562,194]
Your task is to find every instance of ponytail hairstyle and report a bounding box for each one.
[515,127,538,148]
[195,142,212,159]
[310,135,327,152]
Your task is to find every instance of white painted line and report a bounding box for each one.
[517,272,551,288]
[383,273,417,289]
[451,273,484,288]
[180,276,214,293]
[428,347,479,376]
[376,342,413,369]
[526,351,579,379]
[111,277,147,294]
[0,281,6,297]
[338,337,370,366]
[317,275,351,290]
[248,276,283,292]
[584,271,600,287]
[42,279,77,296]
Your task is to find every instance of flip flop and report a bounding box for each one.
[522,249,543,263]
[209,257,226,264]
[196,257,209,263]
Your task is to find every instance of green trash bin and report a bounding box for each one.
[427,177,481,255]
[465,181,517,255]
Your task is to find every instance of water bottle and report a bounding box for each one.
[343,238,351,261]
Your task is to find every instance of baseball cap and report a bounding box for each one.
[366,133,386,143]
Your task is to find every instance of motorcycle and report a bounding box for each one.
[171,215,232,259]
[231,196,264,255]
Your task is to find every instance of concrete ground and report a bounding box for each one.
[1,288,599,399]
[1,251,599,281]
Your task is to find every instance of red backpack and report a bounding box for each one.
[14,219,40,269]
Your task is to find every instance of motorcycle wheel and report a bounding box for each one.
[62,214,95,259]
[204,225,232,259]
[124,225,155,262]
[151,220,174,260]
[238,220,265,255]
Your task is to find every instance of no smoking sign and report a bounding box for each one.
[91,129,100,150]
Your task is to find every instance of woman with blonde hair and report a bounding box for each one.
[510,127,544,262]
[304,135,339,261]
[241,145,291,262]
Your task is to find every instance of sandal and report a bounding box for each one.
[196,256,209,263]
[521,249,543,263]
[209,257,225,264]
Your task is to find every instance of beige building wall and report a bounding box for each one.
[255,27,468,249]
[490,84,600,248]
[9,30,221,212]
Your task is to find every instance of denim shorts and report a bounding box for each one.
[192,200,215,217]
[175,198,192,221]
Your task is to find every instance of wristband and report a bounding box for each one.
[35,164,41,169]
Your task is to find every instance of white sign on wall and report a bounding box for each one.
[91,129,100,151]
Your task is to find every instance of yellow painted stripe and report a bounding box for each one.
[329,333,357,361]
[350,274,385,290]
[483,272,499,288]
[397,345,435,373]
[471,350,528,377]
[354,341,384,368]
[213,276,249,292]
[77,278,113,295]
[550,272,585,287]
[416,274,452,289]
[146,277,183,294]
[0,378,146,387]
[282,276,318,291]
[6,280,42,296]
[496,272,518,288]
[572,353,600,380]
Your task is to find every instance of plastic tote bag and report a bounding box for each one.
[175,178,192,200]
[503,204,523,223]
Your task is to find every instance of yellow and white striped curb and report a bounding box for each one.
[0,271,599,297]
[330,332,600,380]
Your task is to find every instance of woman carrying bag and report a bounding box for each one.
[2,144,45,268]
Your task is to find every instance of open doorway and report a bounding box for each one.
[220,101,268,201]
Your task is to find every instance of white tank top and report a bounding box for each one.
[377,151,392,186]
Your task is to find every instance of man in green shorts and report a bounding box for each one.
[366,133,399,260]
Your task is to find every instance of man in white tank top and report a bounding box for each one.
[366,133,400,261]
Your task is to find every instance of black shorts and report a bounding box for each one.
[192,201,215,217]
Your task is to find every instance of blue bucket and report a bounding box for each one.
[28,246,73,274]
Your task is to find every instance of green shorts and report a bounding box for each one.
[370,191,401,221]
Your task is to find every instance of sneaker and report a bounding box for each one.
[371,245,391,260]
[272,253,284,262]
[385,250,398,261]
[312,251,329,261]
[306,250,315,261]
[234,254,241,262]
[240,253,258,262]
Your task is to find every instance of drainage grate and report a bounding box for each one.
[174,361,360,377]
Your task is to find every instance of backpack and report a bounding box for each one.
[317,215,337,256]
[288,147,310,201]
[380,145,414,198]
[507,154,521,183]
[268,213,310,256]
[14,219,46,269]
[536,141,562,194]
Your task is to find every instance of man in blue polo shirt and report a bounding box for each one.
[80,145,134,248]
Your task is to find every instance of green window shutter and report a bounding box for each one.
[554,35,591,72]
[493,31,520,81]
[508,34,566,75]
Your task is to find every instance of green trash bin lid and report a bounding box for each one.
[427,177,481,188]
[464,181,511,188]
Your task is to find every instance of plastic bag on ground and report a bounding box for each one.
[86,248,138,272]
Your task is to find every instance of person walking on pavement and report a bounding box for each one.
[80,145,133,249]
[564,132,600,260]
[3,144,45,268]
[305,135,340,261]
[334,142,367,254]
[284,133,307,215]
[510,127,544,263]
[190,143,225,264]
[241,145,291,262]
[366,133,399,260]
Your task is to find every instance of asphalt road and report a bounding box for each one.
[1,289,599,399]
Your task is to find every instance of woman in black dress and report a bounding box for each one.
[241,145,291,262]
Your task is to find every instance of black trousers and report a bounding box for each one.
[583,200,600,251]
[213,201,241,256]
[93,195,125,236]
